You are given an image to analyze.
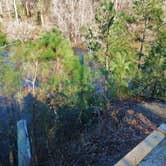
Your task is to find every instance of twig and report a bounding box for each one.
[0,42,20,49]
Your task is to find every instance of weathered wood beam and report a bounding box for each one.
[17,120,31,166]
[114,123,166,166]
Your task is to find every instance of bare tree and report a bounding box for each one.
[112,0,132,11]
[23,60,39,96]
[50,0,95,45]
[5,0,11,19]
[13,0,19,24]
[0,0,3,17]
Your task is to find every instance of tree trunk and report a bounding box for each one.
[32,61,38,96]
[13,0,19,24]
[104,41,111,113]
[25,1,29,16]
[40,10,44,26]
[138,17,148,68]
[0,1,3,17]
[5,0,11,19]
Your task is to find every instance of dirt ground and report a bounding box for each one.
[0,99,166,165]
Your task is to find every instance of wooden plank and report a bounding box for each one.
[17,120,31,166]
[114,123,166,166]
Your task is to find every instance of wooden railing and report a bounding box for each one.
[114,123,166,166]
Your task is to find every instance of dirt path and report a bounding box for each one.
[130,101,166,125]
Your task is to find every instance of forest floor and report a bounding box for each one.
[77,100,166,165]
[0,98,166,165]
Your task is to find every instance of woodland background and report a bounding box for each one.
[0,0,166,165]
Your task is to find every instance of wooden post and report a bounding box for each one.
[114,123,166,166]
[17,120,31,166]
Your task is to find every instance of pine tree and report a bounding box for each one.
[0,57,21,97]
[86,0,137,100]
[132,0,164,67]
[141,27,166,98]
[13,29,82,97]
[130,0,165,98]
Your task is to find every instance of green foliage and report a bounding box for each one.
[0,32,22,97]
[0,31,7,47]
[107,14,137,98]
[13,29,84,96]
[120,12,136,24]
[87,1,137,98]
[0,1,166,165]
[132,0,164,49]
[96,1,115,35]
[39,29,74,60]
[86,1,115,52]
[0,58,22,96]
[129,0,165,99]
[132,28,166,99]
